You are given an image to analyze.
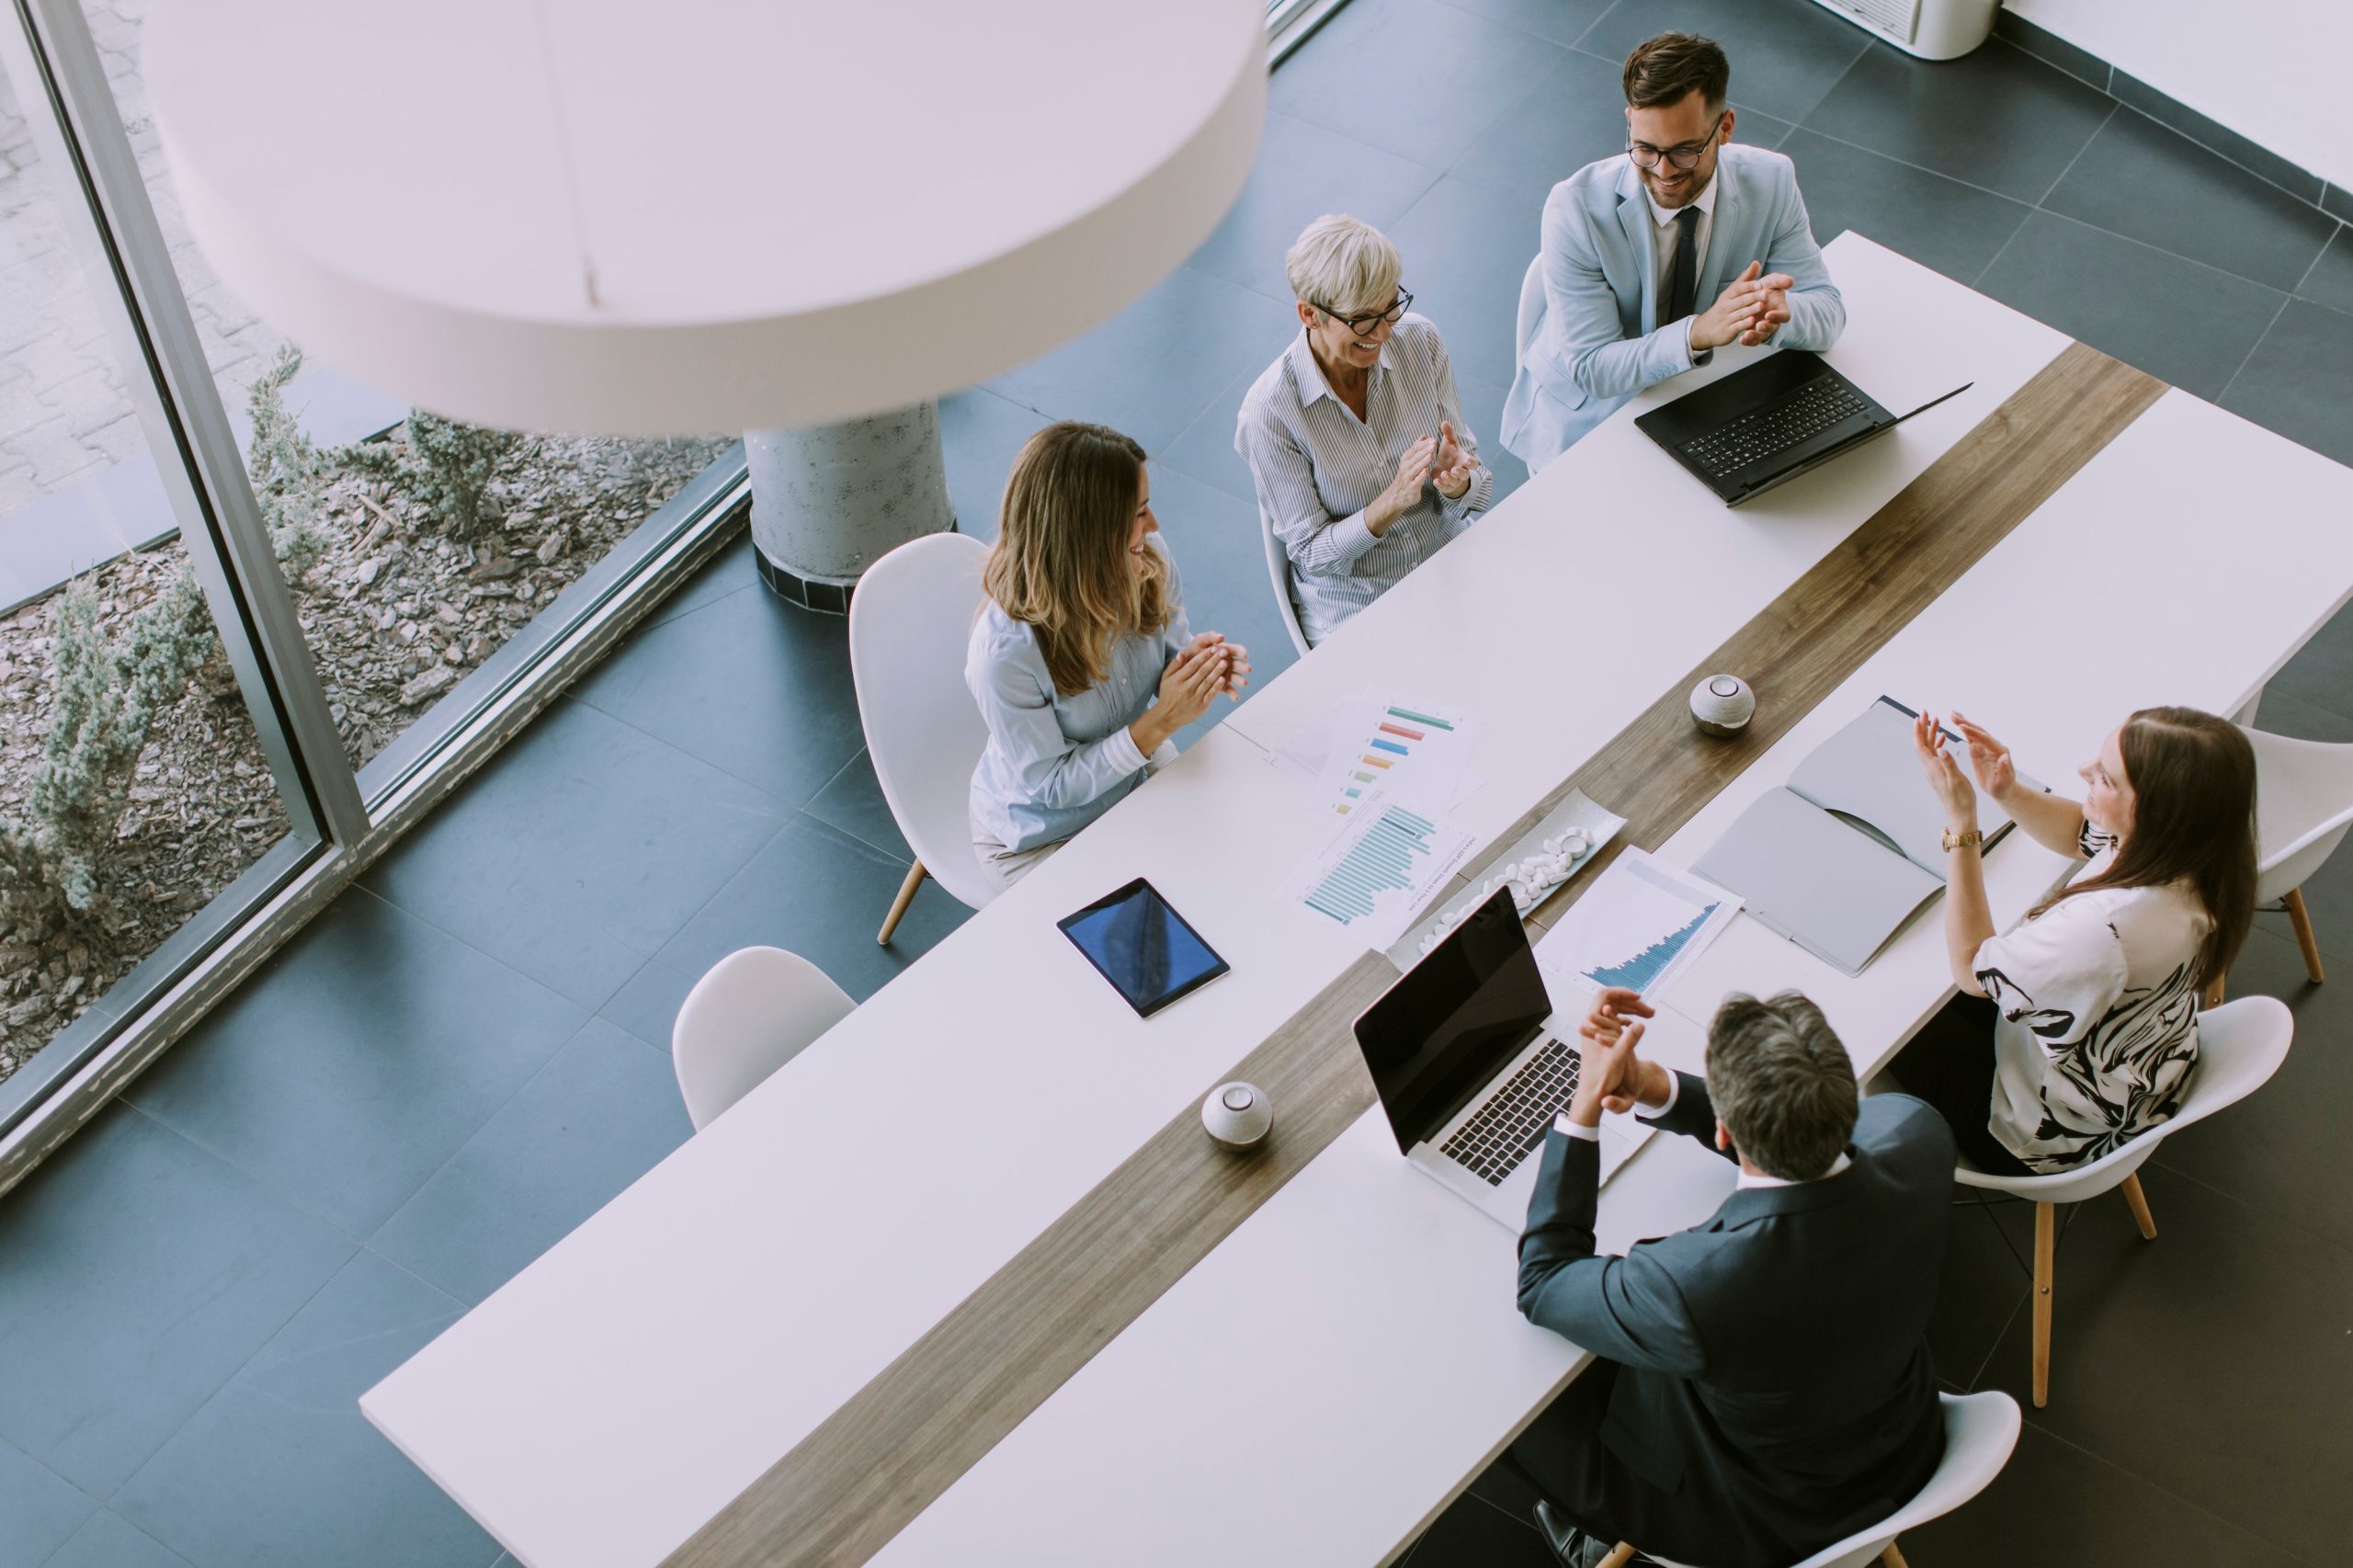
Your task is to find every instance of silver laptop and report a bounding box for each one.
[1353,888,1651,1231]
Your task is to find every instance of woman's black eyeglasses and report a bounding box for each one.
[1320,289,1412,338]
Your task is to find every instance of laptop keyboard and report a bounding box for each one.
[1679,376,1870,478]
[1438,1038,1582,1187]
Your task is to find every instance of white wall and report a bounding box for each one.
[2006,0,2353,192]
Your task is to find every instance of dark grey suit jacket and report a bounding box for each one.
[1518,1077,1953,1566]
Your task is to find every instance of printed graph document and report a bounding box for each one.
[1533,849,1742,999]
[1269,690,1478,819]
[1281,792,1479,952]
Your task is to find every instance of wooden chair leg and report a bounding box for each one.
[1597,1546,1638,1568]
[877,860,927,946]
[1881,1543,1911,1568]
[2120,1172,2158,1241]
[2285,887,2325,984]
[2032,1200,2056,1409]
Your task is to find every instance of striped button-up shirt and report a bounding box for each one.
[1235,315,1494,646]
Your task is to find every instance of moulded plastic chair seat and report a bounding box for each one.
[1950,995,2292,1406]
[671,946,855,1131]
[1613,1392,2022,1568]
[1260,506,1312,658]
[848,531,1001,943]
[2240,724,2353,985]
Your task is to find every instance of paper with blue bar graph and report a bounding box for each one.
[1280,790,1480,951]
[1532,848,1743,1001]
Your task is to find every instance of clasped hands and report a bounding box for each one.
[1566,986,1676,1129]
[1693,260,1797,352]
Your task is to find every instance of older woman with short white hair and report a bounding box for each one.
[1235,214,1492,647]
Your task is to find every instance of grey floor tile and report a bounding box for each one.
[1800,39,2113,204]
[1976,211,2286,400]
[37,1514,195,1568]
[1151,460,1302,739]
[2220,300,2353,468]
[1973,1171,2353,1563]
[2297,227,2353,317]
[1158,361,1268,506]
[2043,110,2338,295]
[1455,371,1529,507]
[1577,0,1870,126]
[1187,111,1442,305]
[112,1253,494,1568]
[1781,130,2034,285]
[1430,0,1613,48]
[2247,685,2353,745]
[640,531,756,634]
[2149,928,2340,1248]
[988,265,1301,457]
[569,580,869,813]
[654,815,972,1005]
[0,1105,351,1494]
[938,387,1051,542]
[368,1021,692,1306]
[1928,1190,2033,1393]
[127,891,588,1239]
[1268,0,1569,170]
[803,748,914,863]
[1382,176,1543,390]
[1398,1485,1555,1567]
[1898,1422,2309,1568]
[2266,598,2353,729]
[596,953,704,1053]
[0,1437,94,1568]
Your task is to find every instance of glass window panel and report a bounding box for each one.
[0,44,297,1087]
[83,0,729,778]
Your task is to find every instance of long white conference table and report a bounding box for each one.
[363,235,2353,1568]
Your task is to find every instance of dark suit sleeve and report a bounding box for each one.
[1516,1128,1707,1377]
[1856,1091,1957,1183]
[1639,1071,1739,1166]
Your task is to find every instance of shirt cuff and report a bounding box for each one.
[1552,1116,1601,1141]
[1442,467,1494,519]
[1654,1071,1680,1115]
[1099,722,1151,778]
[1681,315,1710,367]
[1319,511,1382,564]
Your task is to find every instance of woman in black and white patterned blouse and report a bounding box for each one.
[1893,706,2256,1175]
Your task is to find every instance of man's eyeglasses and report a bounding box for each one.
[1627,113,1726,172]
[1320,290,1412,338]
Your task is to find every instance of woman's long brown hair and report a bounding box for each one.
[983,422,1172,696]
[2029,706,2256,990]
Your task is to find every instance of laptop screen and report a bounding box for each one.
[1354,887,1554,1153]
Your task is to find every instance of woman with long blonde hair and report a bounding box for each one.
[966,421,1248,886]
[1895,705,2257,1175]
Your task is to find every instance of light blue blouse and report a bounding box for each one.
[965,553,1192,854]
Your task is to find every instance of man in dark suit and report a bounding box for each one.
[1510,987,1953,1568]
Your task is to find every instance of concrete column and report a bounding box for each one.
[745,402,953,613]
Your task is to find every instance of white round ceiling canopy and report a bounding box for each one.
[146,0,1267,435]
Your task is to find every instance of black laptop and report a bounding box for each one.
[1635,349,1968,506]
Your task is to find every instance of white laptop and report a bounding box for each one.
[1353,887,1657,1232]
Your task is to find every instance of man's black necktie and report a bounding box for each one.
[1665,206,1699,325]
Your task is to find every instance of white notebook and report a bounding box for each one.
[1692,698,2014,976]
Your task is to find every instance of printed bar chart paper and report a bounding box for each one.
[1312,692,1477,819]
[1282,794,1479,951]
[1533,849,1743,1000]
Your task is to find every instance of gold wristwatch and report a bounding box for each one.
[1941,826,1984,853]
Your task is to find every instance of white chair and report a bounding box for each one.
[1598,1391,2022,1568]
[1259,506,1312,658]
[2239,725,2353,991]
[847,531,1003,944]
[1953,994,2293,1407]
[671,947,855,1131]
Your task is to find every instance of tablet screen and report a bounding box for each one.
[1057,878,1230,1018]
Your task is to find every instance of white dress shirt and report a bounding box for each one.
[1647,172,1717,356]
[1234,314,1493,646]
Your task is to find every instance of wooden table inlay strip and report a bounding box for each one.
[663,342,2163,1568]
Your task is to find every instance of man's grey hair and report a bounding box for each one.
[1284,214,1404,316]
[1704,992,1858,1181]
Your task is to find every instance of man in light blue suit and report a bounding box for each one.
[1503,33,1845,475]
